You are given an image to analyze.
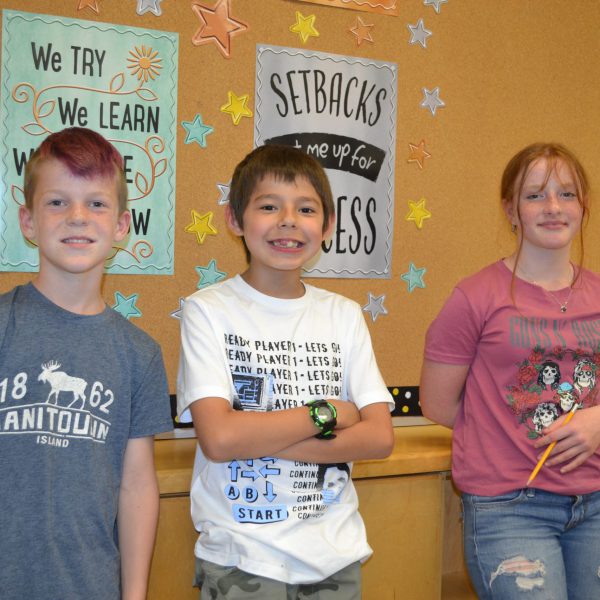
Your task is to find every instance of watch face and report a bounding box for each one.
[316,405,334,422]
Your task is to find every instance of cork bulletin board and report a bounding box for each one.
[1,0,599,421]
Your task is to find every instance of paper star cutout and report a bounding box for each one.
[191,0,249,59]
[406,198,432,229]
[220,91,253,125]
[290,11,319,44]
[401,263,427,293]
[181,114,213,147]
[421,87,445,115]
[217,181,230,205]
[177,408,193,424]
[136,0,163,16]
[112,292,142,320]
[77,0,100,13]
[196,259,227,288]
[424,0,448,14]
[185,210,218,244]
[408,19,432,48]
[170,297,185,320]
[362,293,388,322]
[349,16,374,47]
[408,140,431,169]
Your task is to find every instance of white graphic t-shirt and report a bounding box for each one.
[177,276,392,584]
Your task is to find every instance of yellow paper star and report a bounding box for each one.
[185,210,218,244]
[77,0,100,13]
[407,140,432,170]
[290,11,319,44]
[220,91,253,125]
[349,16,374,47]
[406,198,432,229]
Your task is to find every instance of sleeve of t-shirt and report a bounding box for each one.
[129,345,173,438]
[176,294,233,416]
[344,303,394,411]
[424,286,481,365]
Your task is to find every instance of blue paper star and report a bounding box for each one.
[136,0,163,16]
[182,114,214,148]
[362,293,388,322]
[424,0,448,14]
[217,181,231,205]
[170,297,185,320]
[401,263,427,293]
[195,259,227,289]
[112,292,142,319]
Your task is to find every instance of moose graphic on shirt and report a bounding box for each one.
[38,361,88,409]
[0,360,113,448]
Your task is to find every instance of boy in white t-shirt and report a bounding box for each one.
[177,144,394,599]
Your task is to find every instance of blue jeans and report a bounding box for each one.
[462,488,600,599]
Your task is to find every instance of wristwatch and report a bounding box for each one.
[307,400,337,440]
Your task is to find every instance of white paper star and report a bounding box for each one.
[217,181,230,205]
[362,293,388,322]
[170,297,185,320]
[424,0,448,14]
[136,0,163,16]
[408,19,432,48]
[421,87,445,115]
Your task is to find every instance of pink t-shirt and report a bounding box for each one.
[425,260,600,495]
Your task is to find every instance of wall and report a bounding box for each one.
[1,0,599,392]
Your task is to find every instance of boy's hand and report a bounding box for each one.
[330,400,360,430]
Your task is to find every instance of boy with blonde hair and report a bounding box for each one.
[0,127,172,599]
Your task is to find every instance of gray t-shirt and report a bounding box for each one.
[0,284,172,599]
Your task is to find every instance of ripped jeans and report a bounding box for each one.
[462,488,600,599]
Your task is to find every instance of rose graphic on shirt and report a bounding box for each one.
[506,345,600,439]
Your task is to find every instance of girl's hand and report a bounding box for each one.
[534,405,600,473]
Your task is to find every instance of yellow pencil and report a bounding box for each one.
[526,405,578,487]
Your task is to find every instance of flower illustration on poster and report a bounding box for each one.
[0,10,178,274]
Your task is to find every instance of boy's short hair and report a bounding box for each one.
[229,143,335,234]
[24,127,129,214]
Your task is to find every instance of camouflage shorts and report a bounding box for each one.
[194,558,362,600]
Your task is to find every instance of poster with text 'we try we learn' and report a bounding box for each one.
[0,10,179,275]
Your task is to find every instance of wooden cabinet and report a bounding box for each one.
[148,494,197,600]
[358,474,444,599]
[149,426,462,600]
